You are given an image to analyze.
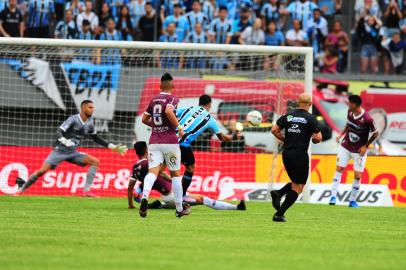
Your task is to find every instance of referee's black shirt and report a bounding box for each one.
[276,109,319,152]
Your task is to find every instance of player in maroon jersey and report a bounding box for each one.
[140,73,188,218]
[128,141,246,211]
[329,95,379,208]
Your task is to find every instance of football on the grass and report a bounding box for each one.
[246,110,262,126]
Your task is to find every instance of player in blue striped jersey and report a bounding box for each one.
[176,95,238,195]
[27,0,55,38]
[185,0,209,31]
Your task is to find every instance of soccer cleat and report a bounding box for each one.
[16,177,26,188]
[139,199,148,218]
[175,208,191,218]
[148,200,163,209]
[82,191,99,198]
[329,196,336,205]
[270,190,281,211]
[183,202,191,211]
[272,213,287,222]
[349,201,360,208]
[237,200,246,211]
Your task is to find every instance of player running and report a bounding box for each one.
[128,141,246,211]
[176,94,237,196]
[15,100,128,197]
[271,94,322,222]
[329,95,378,208]
[140,73,188,218]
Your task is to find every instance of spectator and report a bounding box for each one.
[357,15,381,73]
[26,0,55,38]
[128,0,145,27]
[285,19,309,46]
[321,45,338,73]
[283,0,318,30]
[261,0,282,28]
[98,3,112,31]
[75,19,94,63]
[99,18,130,65]
[163,3,188,42]
[107,0,129,21]
[65,0,84,18]
[231,7,252,44]
[77,0,99,33]
[202,0,217,22]
[54,9,77,39]
[399,7,406,39]
[54,0,65,22]
[239,18,265,45]
[355,0,381,23]
[0,0,7,13]
[185,0,209,31]
[0,0,23,37]
[138,2,162,41]
[185,22,208,69]
[325,20,349,72]
[318,0,342,15]
[382,0,402,38]
[306,8,328,67]
[161,0,184,21]
[381,32,406,73]
[116,5,133,41]
[209,6,233,44]
[264,21,285,45]
[158,22,181,69]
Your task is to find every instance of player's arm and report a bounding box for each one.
[142,112,153,127]
[127,177,137,209]
[165,105,184,137]
[216,132,233,142]
[312,131,323,144]
[360,130,379,156]
[271,124,285,141]
[311,117,322,144]
[90,134,128,155]
[56,117,75,147]
[336,123,349,143]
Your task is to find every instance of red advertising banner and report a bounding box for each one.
[0,146,256,198]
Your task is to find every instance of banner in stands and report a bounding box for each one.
[61,62,121,120]
[1,57,65,110]
[218,183,394,207]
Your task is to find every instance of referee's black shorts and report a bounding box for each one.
[180,146,195,166]
[282,149,309,185]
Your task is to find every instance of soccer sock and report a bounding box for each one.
[203,197,238,210]
[350,178,360,202]
[142,173,157,199]
[276,182,292,197]
[277,189,299,216]
[331,171,343,197]
[21,174,39,192]
[84,166,97,192]
[181,171,193,196]
[172,176,183,212]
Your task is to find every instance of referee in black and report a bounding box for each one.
[270,94,322,222]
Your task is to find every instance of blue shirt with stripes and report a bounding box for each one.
[75,30,94,62]
[176,106,222,147]
[28,0,55,28]
[286,0,318,30]
[99,30,129,65]
[209,18,233,44]
[185,11,209,30]
[163,15,189,41]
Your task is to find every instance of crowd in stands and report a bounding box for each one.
[0,0,405,74]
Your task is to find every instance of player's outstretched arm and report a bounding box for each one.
[336,123,349,143]
[90,134,128,155]
[142,113,153,127]
[216,132,234,142]
[56,128,75,147]
[165,105,184,137]
[271,124,285,141]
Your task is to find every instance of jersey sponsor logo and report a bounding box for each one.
[348,132,360,143]
[287,124,301,133]
[287,115,307,124]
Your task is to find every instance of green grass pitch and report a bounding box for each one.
[1,196,406,270]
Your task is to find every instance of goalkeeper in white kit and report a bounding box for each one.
[15,100,128,197]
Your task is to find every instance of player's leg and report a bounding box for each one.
[348,154,367,208]
[330,146,351,205]
[18,163,53,193]
[180,146,195,196]
[191,194,246,211]
[79,154,100,197]
[164,145,190,217]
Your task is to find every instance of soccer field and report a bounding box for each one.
[1,197,405,270]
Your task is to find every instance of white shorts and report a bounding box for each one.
[336,145,367,173]
[148,144,181,171]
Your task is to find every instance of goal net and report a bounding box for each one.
[0,38,312,200]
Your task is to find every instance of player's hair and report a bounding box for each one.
[161,72,173,82]
[134,141,148,157]
[199,94,212,106]
[80,99,93,107]
[348,95,362,106]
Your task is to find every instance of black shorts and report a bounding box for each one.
[180,146,195,166]
[282,149,309,185]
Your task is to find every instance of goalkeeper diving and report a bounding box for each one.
[15,100,128,197]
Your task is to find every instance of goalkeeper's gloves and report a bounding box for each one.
[108,143,128,155]
[58,137,75,147]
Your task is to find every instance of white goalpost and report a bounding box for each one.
[0,38,312,202]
